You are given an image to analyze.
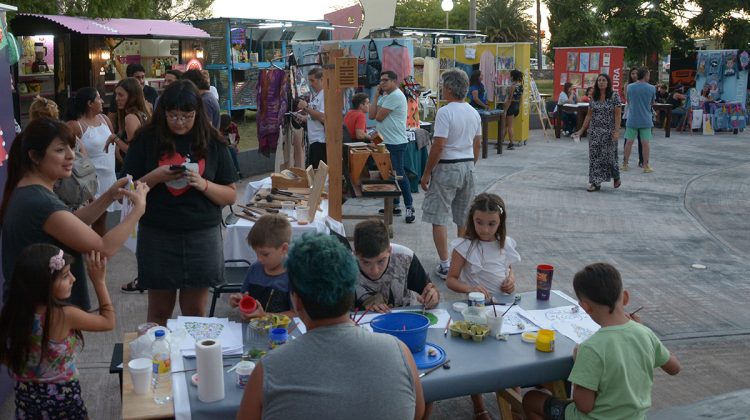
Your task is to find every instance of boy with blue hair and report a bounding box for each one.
[523,262,681,420]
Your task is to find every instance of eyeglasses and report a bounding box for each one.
[167,112,196,124]
[379,78,391,83]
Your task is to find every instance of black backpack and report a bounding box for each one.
[365,39,382,88]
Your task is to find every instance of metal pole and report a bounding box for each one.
[536,0,542,70]
[469,0,476,30]
[446,12,450,29]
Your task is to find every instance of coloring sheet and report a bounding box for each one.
[167,316,243,356]
[523,305,600,344]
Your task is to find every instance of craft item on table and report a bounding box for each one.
[196,339,225,402]
[484,305,539,335]
[167,317,243,356]
[356,308,451,332]
[448,320,490,342]
[256,69,289,157]
[413,344,447,370]
[271,167,312,189]
[452,302,468,312]
[523,305,600,344]
[535,329,555,352]
[239,295,258,314]
[521,331,538,344]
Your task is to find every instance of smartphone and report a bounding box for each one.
[169,165,187,171]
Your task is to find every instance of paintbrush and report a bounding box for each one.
[444,315,452,337]
[500,301,517,318]
[287,320,299,335]
[351,307,359,322]
[629,306,644,317]
[491,297,498,317]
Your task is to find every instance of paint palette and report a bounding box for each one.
[413,342,447,370]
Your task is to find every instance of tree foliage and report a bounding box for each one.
[477,0,536,43]
[543,0,602,60]
[689,0,750,49]
[4,0,213,20]
[394,0,471,30]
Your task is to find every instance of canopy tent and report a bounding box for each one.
[10,14,210,39]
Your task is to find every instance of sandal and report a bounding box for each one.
[586,184,600,192]
[121,278,145,294]
[614,178,621,189]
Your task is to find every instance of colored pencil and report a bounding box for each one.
[355,309,369,325]
[444,315,452,336]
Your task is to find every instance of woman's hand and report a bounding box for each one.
[104,134,117,153]
[612,130,620,142]
[473,285,492,299]
[240,300,266,321]
[85,251,107,285]
[105,177,132,202]
[120,181,149,214]
[185,168,209,192]
[296,100,308,112]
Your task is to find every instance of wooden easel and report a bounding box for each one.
[529,74,552,137]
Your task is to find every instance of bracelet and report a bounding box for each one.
[203,179,209,192]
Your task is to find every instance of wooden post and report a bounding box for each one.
[322,47,346,221]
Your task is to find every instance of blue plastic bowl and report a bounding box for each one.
[371,312,430,353]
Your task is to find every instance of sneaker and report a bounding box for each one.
[643,166,654,173]
[121,278,146,294]
[405,207,415,224]
[621,163,629,171]
[378,207,402,216]
[638,162,644,168]
[435,265,449,280]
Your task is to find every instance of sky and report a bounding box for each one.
[212,0,551,35]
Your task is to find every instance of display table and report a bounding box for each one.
[555,103,589,138]
[404,137,429,193]
[477,110,506,157]
[703,101,745,133]
[121,333,173,420]
[168,291,575,419]
[652,103,673,137]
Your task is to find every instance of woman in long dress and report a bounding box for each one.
[574,74,622,192]
[67,87,120,235]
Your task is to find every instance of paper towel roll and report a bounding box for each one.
[196,339,225,402]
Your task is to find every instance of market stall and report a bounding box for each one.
[0,2,17,214]
[552,46,626,100]
[9,14,210,125]
[692,49,748,133]
[437,42,532,143]
[189,18,333,117]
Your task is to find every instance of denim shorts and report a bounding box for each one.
[422,161,475,226]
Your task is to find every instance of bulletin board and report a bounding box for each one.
[553,46,626,100]
[437,43,531,142]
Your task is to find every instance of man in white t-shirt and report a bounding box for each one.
[420,68,481,279]
[297,68,326,169]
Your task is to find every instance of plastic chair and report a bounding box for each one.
[208,259,252,317]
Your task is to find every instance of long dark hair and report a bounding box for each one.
[68,87,100,121]
[464,193,507,248]
[563,82,574,96]
[0,118,75,226]
[139,79,222,160]
[469,70,482,86]
[627,67,639,84]
[116,77,150,136]
[0,244,82,374]
[593,73,613,101]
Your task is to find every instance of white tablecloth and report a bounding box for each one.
[226,178,345,262]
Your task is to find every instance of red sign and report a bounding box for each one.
[553,47,626,100]
[186,59,203,71]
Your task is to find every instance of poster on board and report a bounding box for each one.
[584,73,598,88]
[590,52,600,71]
[567,52,578,71]
[579,52,590,72]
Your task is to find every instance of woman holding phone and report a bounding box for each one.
[122,79,238,326]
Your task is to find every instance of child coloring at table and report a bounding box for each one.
[228,214,296,320]
[522,263,681,420]
[445,193,520,420]
[0,244,115,419]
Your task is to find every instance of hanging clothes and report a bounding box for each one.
[479,50,497,102]
[382,41,412,84]
[422,57,439,94]
[256,69,289,157]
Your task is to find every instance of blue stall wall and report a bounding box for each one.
[695,49,749,105]
[291,38,415,126]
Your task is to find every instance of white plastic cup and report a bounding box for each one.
[486,313,504,338]
[128,357,153,395]
[295,205,310,225]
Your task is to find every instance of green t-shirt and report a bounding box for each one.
[565,320,670,420]
[376,88,407,145]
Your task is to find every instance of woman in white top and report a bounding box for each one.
[67,87,120,236]
[556,82,578,135]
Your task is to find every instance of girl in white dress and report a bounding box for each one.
[446,192,521,420]
[67,87,120,235]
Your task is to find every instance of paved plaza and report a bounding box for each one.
[3,127,749,419]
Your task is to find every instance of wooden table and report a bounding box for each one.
[555,103,589,138]
[122,332,174,420]
[652,103,673,138]
[478,110,505,157]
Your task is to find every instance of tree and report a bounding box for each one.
[5,0,213,20]
[543,0,602,61]
[689,0,750,49]
[394,0,471,29]
[477,0,536,43]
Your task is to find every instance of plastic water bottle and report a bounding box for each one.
[151,329,172,404]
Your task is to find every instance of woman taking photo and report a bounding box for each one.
[122,80,238,326]
[574,74,622,192]
[1,118,148,310]
[67,87,119,235]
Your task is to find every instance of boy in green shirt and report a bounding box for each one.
[523,263,681,420]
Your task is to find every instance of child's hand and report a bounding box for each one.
[85,251,107,284]
[367,303,391,314]
[626,311,642,324]
[417,283,440,309]
[472,285,492,299]
[500,269,516,294]
[240,301,266,321]
[228,292,245,308]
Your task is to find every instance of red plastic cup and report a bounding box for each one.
[239,295,258,314]
[536,264,554,300]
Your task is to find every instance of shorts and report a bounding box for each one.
[137,224,224,290]
[15,379,88,419]
[506,101,520,117]
[543,396,573,420]
[422,161,475,226]
[625,127,653,141]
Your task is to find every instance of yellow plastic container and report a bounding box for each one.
[536,329,555,352]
